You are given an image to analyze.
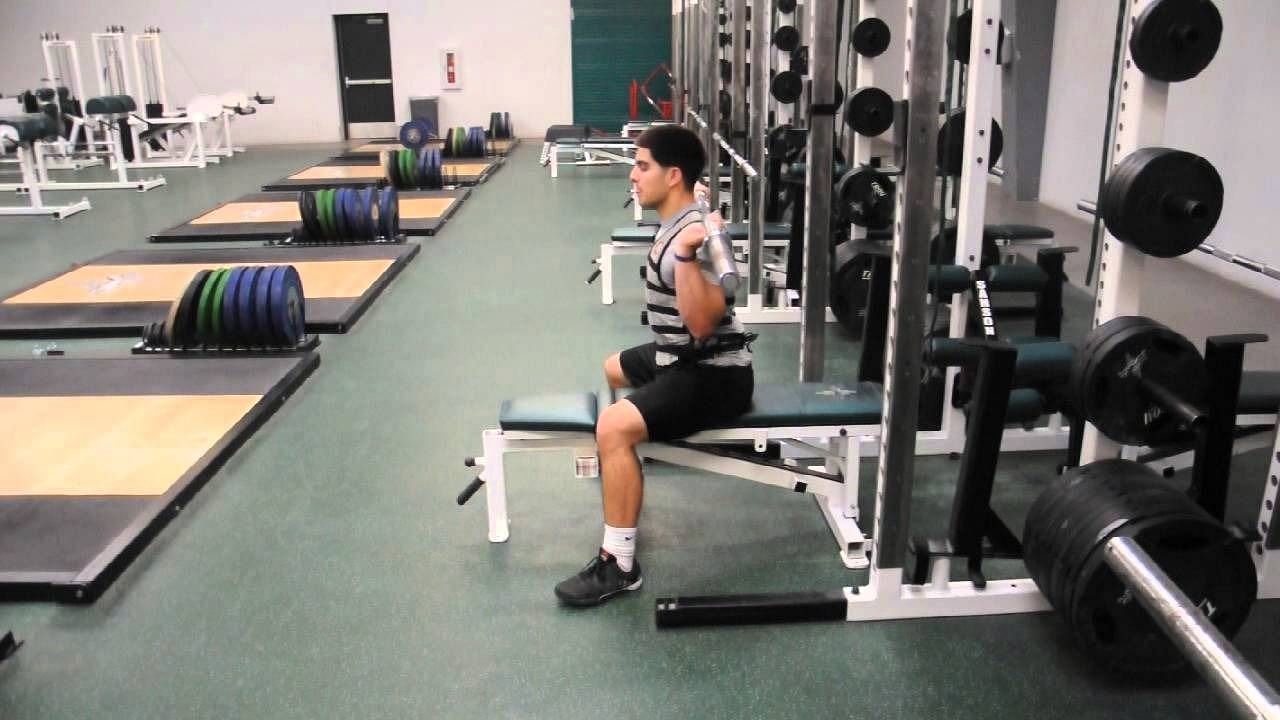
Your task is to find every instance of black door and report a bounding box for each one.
[334,13,395,139]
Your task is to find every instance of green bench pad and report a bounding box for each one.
[499,382,885,433]
[1240,371,1280,414]
[927,337,1075,386]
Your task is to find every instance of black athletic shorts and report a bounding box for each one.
[617,343,753,441]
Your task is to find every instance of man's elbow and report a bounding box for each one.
[686,315,720,341]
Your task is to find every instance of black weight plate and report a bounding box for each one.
[388,148,403,189]
[1072,316,1209,446]
[774,25,800,52]
[834,165,895,229]
[174,269,211,348]
[298,190,319,241]
[936,109,1003,176]
[948,9,1005,65]
[502,112,511,139]
[844,87,894,136]
[1100,147,1222,257]
[1103,147,1163,247]
[777,0,796,12]
[1129,0,1222,82]
[828,247,875,338]
[1023,460,1208,630]
[770,71,803,104]
[1026,461,1258,676]
[852,17,891,58]
[488,112,500,138]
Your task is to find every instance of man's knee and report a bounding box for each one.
[597,400,646,452]
[604,353,629,390]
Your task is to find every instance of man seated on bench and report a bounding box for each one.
[555,125,754,607]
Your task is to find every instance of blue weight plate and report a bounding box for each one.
[399,119,429,150]
[425,148,440,189]
[368,187,381,237]
[342,187,361,241]
[356,188,370,237]
[255,265,279,346]
[379,186,398,238]
[236,266,261,345]
[333,188,350,240]
[351,187,367,238]
[340,185,360,239]
[222,266,245,341]
[417,148,431,190]
[385,185,400,237]
[270,264,306,344]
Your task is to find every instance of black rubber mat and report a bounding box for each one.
[262,157,500,190]
[0,354,319,602]
[149,189,471,242]
[0,244,420,339]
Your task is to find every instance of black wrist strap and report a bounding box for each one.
[674,252,698,263]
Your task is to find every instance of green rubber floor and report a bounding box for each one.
[0,144,1276,720]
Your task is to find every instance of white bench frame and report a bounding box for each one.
[469,418,880,570]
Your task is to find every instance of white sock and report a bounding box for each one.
[601,524,637,573]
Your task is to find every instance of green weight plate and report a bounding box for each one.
[399,149,414,189]
[210,267,232,341]
[314,189,330,239]
[320,188,336,239]
[195,267,223,344]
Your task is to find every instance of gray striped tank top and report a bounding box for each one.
[644,202,752,368]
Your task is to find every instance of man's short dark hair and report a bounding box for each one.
[635,125,707,191]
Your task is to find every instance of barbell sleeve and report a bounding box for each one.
[697,198,741,295]
[1104,537,1280,720]
[1140,375,1209,429]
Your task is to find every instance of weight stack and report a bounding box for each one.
[1022,459,1256,676]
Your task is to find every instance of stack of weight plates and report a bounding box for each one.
[379,148,444,191]
[143,265,307,349]
[297,186,401,241]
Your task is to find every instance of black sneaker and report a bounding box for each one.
[554,549,643,606]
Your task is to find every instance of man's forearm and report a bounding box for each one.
[674,260,726,339]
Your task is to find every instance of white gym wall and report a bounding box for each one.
[0,1,572,144]
[1038,0,1280,368]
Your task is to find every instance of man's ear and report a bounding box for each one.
[667,166,683,190]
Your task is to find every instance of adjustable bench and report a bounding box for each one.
[460,382,886,569]
[593,222,794,305]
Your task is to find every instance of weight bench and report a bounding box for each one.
[592,222,794,304]
[460,382,886,569]
[545,136,636,178]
